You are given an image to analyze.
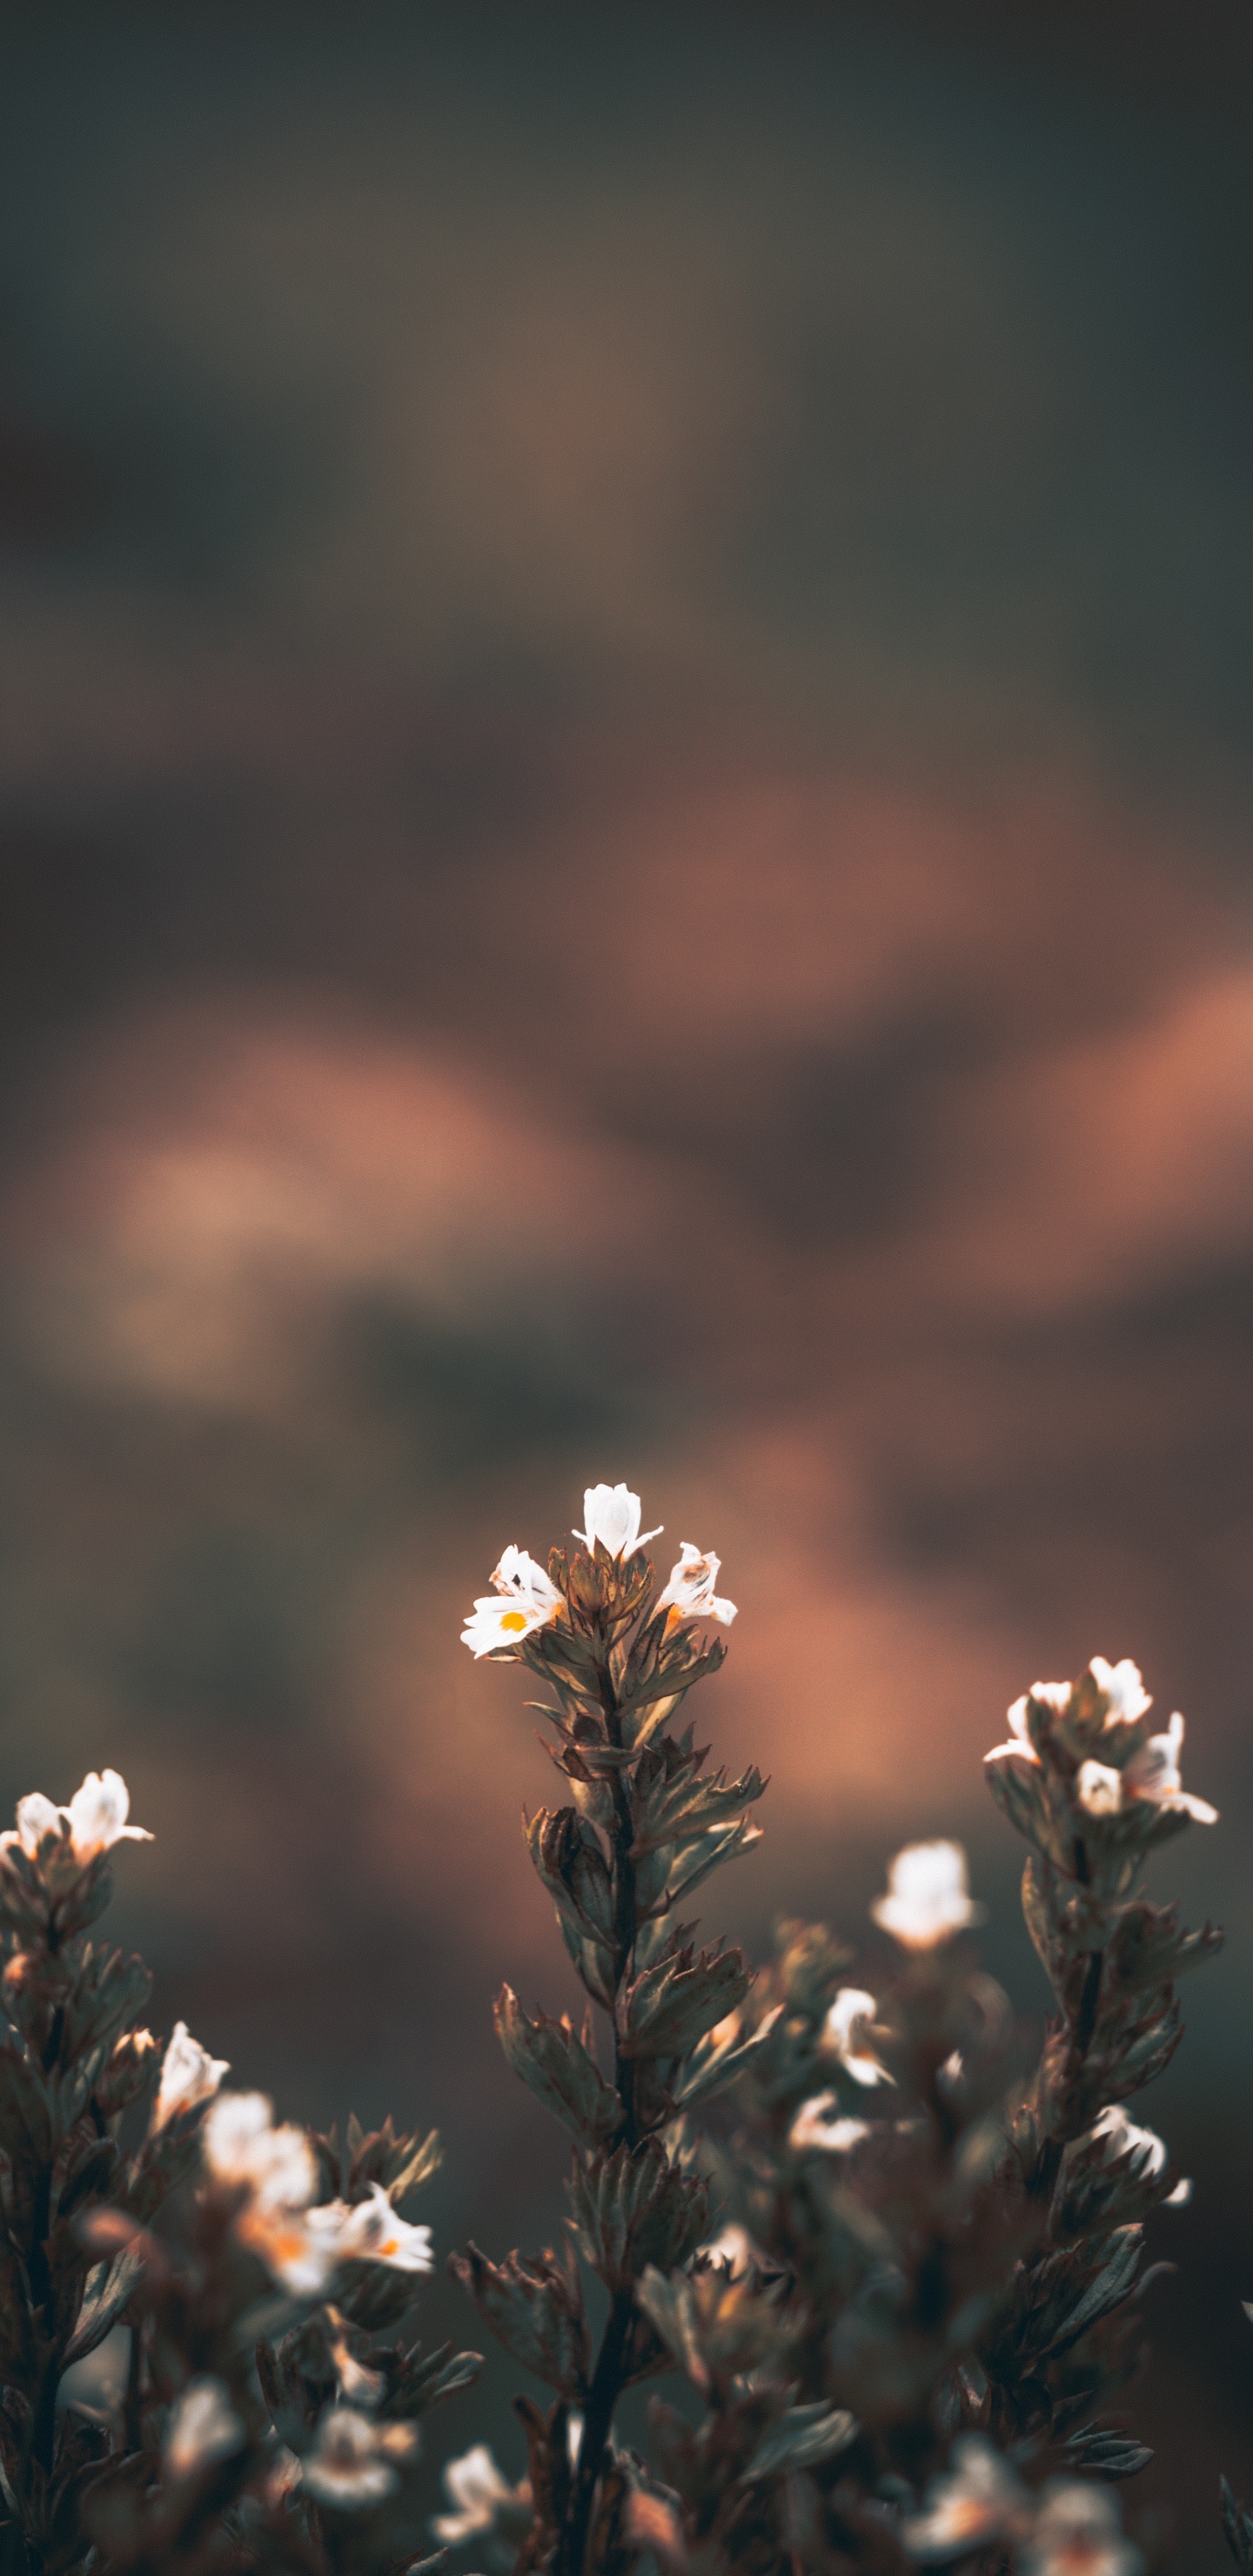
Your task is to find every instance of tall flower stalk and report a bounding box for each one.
[453,1483,848,2576]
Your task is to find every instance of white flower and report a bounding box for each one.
[1088,1657,1152,1728]
[821,1988,892,2087]
[1075,1718,1218,1827]
[2,1769,152,1868]
[1122,1712,1217,1823]
[573,1483,662,1559]
[1088,2104,1167,2179]
[788,2092,873,2155]
[903,2435,1031,2557]
[151,2023,231,2133]
[1021,2479,1142,2576]
[164,2377,246,2481]
[203,2091,318,2210]
[432,2441,532,2545]
[700,2222,760,2275]
[307,2183,433,2275]
[871,1841,984,1949]
[204,2102,435,2294]
[657,1541,737,1627]
[1076,1761,1123,1817]
[302,2407,399,2510]
[202,2091,331,2288]
[461,1546,563,1658]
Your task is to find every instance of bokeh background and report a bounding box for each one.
[1,3,1251,2559]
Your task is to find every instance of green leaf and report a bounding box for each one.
[742,2403,859,2482]
[566,2140,709,2289]
[617,1943,752,2061]
[447,2243,589,2397]
[494,1988,622,2148]
[669,2006,783,2111]
[1041,2224,1143,2357]
[1061,2425,1153,2479]
[62,2242,148,2368]
[631,1761,767,1861]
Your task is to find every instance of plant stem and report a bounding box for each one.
[553,1658,640,2576]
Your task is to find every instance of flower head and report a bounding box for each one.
[1088,2104,1167,2181]
[902,2436,1031,2558]
[201,2091,328,2287]
[872,1841,984,1949]
[307,2182,433,2275]
[700,2222,761,2275]
[788,2094,872,2155]
[302,2407,399,2510]
[657,1541,737,1627]
[1088,1657,1152,1728]
[164,2378,245,2482]
[1075,1714,1216,1827]
[461,1546,563,1659]
[1021,2480,1142,2576]
[1122,1711,1217,1822]
[1076,1761,1123,1818]
[821,1988,893,2087]
[573,1483,662,1560]
[432,2442,533,2545]
[203,2091,318,2210]
[151,2023,230,2133]
[1,1769,152,1873]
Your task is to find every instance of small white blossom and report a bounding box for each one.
[1075,1717,1217,1827]
[203,2092,318,2210]
[1076,1761,1124,1818]
[1021,2479,1142,2576]
[1122,1712,1217,1822]
[902,2435,1031,2557]
[202,2091,330,2289]
[2,1769,152,1868]
[700,2222,760,2275]
[432,2441,532,2545]
[1088,1657,1152,1728]
[872,1841,984,1949]
[985,1679,1070,1764]
[788,2093,873,2155]
[461,1546,563,1659]
[573,1483,662,1559]
[164,2378,246,2482]
[307,2183,433,2275]
[1164,2177,1192,2205]
[821,1988,893,2087]
[151,2023,231,2133]
[302,2407,399,2509]
[657,1541,736,1627]
[1088,2104,1168,2180]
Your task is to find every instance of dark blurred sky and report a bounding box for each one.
[0,4,1251,2551]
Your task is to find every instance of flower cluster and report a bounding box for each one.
[0,1488,1240,2576]
[201,2090,433,2294]
[0,1764,479,2576]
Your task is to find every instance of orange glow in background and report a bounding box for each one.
[0,10,1250,2553]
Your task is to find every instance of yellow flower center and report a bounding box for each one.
[499,1610,528,1633]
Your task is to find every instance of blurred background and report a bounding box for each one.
[1,2,1251,2558]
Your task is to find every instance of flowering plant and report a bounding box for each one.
[446,1481,1236,2576]
[0,1473,1242,2576]
[0,1761,480,2576]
